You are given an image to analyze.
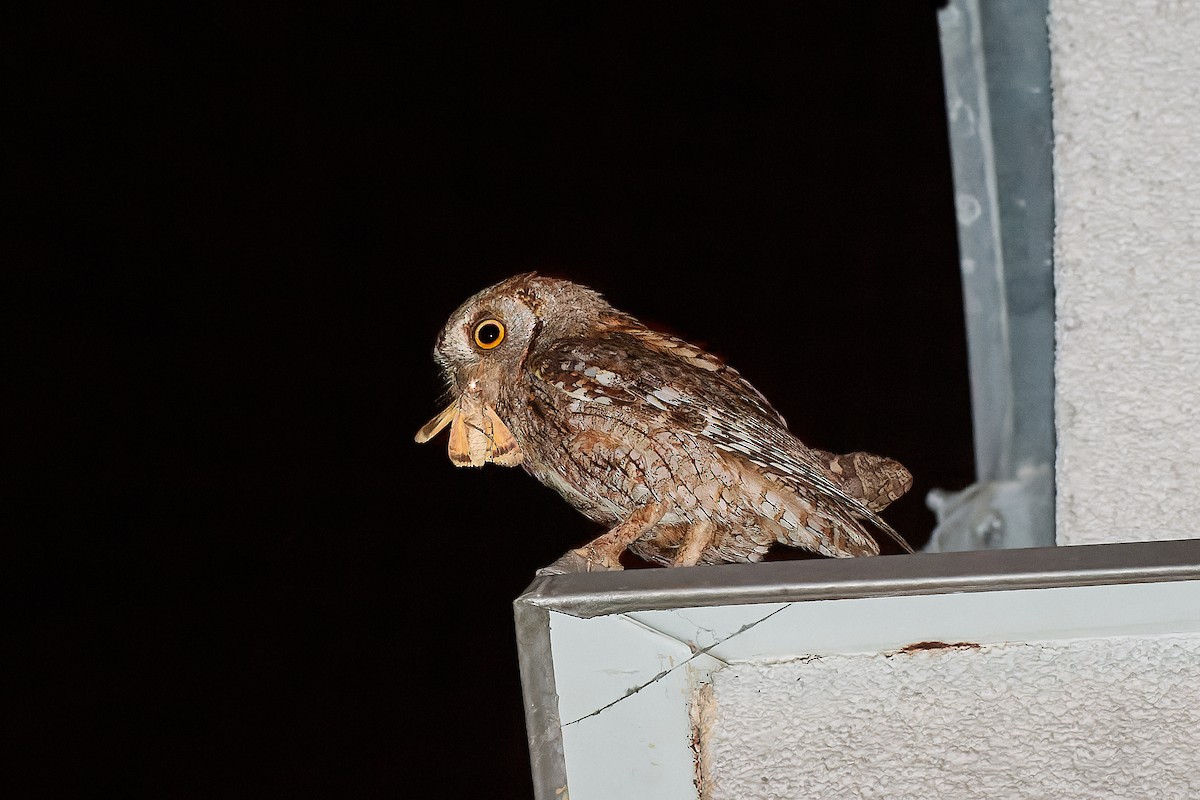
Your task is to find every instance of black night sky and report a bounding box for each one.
[15,3,969,796]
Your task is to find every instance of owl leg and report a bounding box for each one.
[669,519,717,567]
[536,503,666,575]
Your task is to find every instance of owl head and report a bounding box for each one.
[430,272,612,396]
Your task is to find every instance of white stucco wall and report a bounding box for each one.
[1051,0,1200,545]
[702,635,1200,799]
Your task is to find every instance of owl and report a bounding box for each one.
[416,273,913,574]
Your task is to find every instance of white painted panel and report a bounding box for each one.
[629,580,1200,661]
[550,610,691,725]
[549,611,712,800]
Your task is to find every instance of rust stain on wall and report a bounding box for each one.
[897,640,982,654]
[690,682,716,800]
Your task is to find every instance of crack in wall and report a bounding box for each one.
[670,609,722,648]
[621,614,731,659]
[561,604,792,727]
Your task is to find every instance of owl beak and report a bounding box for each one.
[415,401,458,443]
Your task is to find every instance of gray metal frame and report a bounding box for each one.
[515,539,1200,798]
[930,0,1056,550]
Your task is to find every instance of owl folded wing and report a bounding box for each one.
[529,333,910,551]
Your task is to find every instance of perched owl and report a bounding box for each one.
[416,273,913,573]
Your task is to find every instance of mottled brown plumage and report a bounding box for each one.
[416,273,913,573]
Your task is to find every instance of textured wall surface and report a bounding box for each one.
[700,636,1200,799]
[1050,1,1200,544]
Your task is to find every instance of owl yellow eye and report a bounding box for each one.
[473,319,505,349]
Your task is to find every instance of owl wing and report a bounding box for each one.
[598,313,789,427]
[528,330,911,552]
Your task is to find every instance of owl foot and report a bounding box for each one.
[670,520,717,567]
[536,547,622,576]
[536,502,668,575]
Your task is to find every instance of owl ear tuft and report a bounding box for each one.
[513,287,545,317]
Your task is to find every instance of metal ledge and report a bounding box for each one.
[518,538,1200,620]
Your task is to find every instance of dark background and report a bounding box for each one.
[16,2,969,796]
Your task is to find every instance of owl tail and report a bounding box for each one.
[817,450,913,513]
[731,453,914,558]
[783,448,915,555]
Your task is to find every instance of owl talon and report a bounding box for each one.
[535,551,587,575]
[536,547,624,575]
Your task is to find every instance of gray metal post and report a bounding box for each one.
[928,0,1056,551]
